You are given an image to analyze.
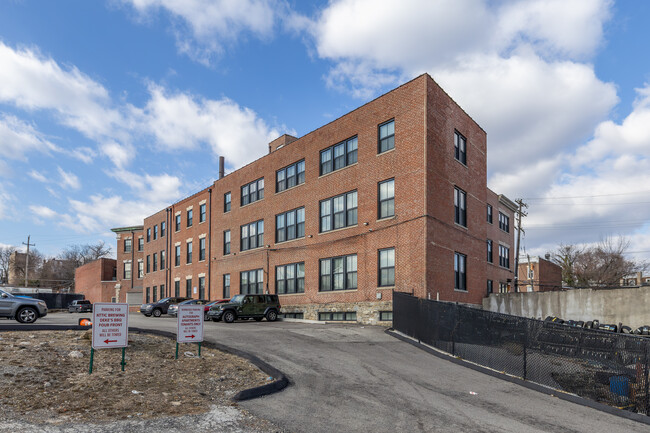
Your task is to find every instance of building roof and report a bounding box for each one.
[111,226,144,233]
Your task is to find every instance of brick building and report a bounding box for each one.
[110,226,145,309]
[517,255,563,292]
[121,74,515,324]
[74,258,117,304]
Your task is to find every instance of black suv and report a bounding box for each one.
[68,300,92,313]
[140,297,190,317]
[207,294,280,323]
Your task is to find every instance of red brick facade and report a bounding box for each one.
[518,256,563,292]
[127,74,515,323]
[74,258,117,304]
[111,226,145,309]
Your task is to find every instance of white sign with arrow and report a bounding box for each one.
[177,305,204,343]
[92,303,129,349]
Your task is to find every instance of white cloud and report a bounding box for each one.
[69,147,96,164]
[0,184,15,220]
[29,205,58,219]
[121,0,281,64]
[57,166,81,190]
[28,170,49,183]
[136,84,281,167]
[0,113,59,160]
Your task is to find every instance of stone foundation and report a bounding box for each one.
[281,301,393,326]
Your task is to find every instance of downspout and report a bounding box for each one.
[208,188,212,300]
[165,208,170,298]
[130,229,134,300]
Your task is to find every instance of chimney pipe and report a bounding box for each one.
[219,156,225,179]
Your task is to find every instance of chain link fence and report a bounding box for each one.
[393,291,650,416]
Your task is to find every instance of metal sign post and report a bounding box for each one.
[176,305,204,359]
[90,303,129,374]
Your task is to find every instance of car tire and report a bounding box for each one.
[254,317,263,322]
[223,311,236,323]
[16,307,38,324]
[152,309,162,317]
[266,310,278,322]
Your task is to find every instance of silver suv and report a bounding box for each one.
[0,289,48,323]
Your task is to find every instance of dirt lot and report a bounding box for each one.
[0,330,283,431]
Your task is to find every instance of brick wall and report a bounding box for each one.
[74,258,118,304]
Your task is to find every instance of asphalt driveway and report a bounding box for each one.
[9,313,645,433]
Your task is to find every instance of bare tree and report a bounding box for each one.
[59,241,112,268]
[551,237,647,288]
[0,245,17,284]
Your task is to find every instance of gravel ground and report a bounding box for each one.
[0,330,287,432]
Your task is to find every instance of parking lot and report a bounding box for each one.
[3,312,646,433]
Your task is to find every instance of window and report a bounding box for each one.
[160,250,165,269]
[187,209,193,227]
[160,284,165,298]
[454,187,467,227]
[153,286,157,302]
[175,245,180,266]
[280,312,304,319]
[378,179,395,219]
[146,228,151,242]
[320,190,357,232]
[146,255,150,273]
[174,280,180,297]
[198,276,205,299]
[454,252,467,291]
[153,253,157,272]
[161,222,166,237]
[153,225,158,240]
[454,131,466,165]
[487,204,493,224]
[175,214,181,231]
[319,254,357,292]
[499,212,510,233]
[224,192,231,212]
[276,262,305,294]
[277,160,305,192]
[186,278,192,297]
[499,245,510,269]
[223,274,230,298]
[199,203,206,223]
[146,287,150,303]
[199,238,206,261]
[378,248,395,287]
[138,261,143,279]
[276,207,305,243]
[319,312,356,321]
[186,241,193,264]
[378,119,395,153]
[241,220,264,251]
[124,262,132,280]
[223,230,231,255]
[499,282,508,293]
[379,311,393,321]
[487,280,493,294]
[320,136,358,175]
[240,269,264,294]
[241,178,264,206]
[223,274,230,299]
[124,238,132,253]
[487,240,493,263]
[138,238,144,251]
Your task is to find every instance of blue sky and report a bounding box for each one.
[1,0,649,263]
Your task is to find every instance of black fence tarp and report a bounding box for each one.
[22,293,84,309]
[393,291,650,416]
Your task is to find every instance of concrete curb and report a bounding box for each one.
[0,324,290,402]
[386,328,650,426]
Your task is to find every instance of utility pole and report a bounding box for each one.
[513,199,528,293]
[22,235,35,287]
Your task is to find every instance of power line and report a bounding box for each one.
[523,190,650,201]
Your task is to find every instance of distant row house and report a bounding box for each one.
[104,74,515,324]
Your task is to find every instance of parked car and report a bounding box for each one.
[207,294,280,323]
[204,299,229,320]
[68,299,92,313]
[140,297,190,317]
[168,299,210,317]
[0,288,48,323]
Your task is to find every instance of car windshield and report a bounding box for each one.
[159,298,171,303]
[230,295,244,303]
[179,300,196,304]
[0,289,12,297]
[79,300,90,304]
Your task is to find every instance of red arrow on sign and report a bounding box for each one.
[188,335,195,339]
[104,339,117,344]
